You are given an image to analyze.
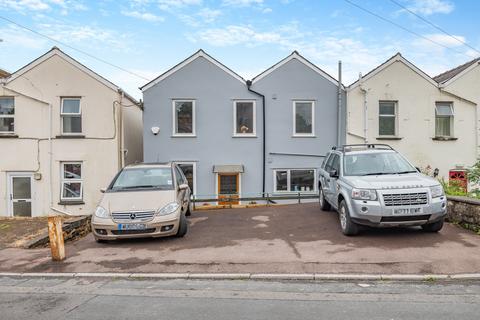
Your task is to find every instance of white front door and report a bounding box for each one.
[7,173,34,217]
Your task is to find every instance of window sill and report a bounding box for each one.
[58,200,85,205]
[376,136,403,140]
[432,136,458,141]
[0,133,18,138]
[171,134,196,138]
[56,134,85,139]
[292,135,316,138]
[232,135,257,138]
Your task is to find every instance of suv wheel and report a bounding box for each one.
[421,219,444,232]
[319,187,331,211]
[339,200,359,236]
[176,213,188,237]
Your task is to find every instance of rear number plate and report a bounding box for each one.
[118,223,146,230]
[393,207,423,215]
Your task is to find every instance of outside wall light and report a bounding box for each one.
[151,126,160,135]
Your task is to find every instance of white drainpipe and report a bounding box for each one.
[359,72,368,143]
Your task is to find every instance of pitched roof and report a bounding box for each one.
[433,57,480,84]
[140,49,246,91]
[6,47,139,106]
[348,52,438,89]
[251,51,340,87]
[0,68,10,78]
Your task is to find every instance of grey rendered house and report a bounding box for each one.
[141,50,345,203]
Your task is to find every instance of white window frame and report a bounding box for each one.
[293,101,315,137]
[172,100,196,137]
[273,168,317,193]
[0,96,15,134]
[60,97,82,135]
[60,162,83,201]
[233,100,256,137]
[174,161,197,195]
[378,101,397,136]
[435,102,454,137]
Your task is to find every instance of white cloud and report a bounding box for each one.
[197,7,222,23]
[194,25,283,46]
[0,0,87,14]
[121,10,164,22]
[262,7,272,13]
[0,24,47,49]
[157,0,202,11]
[406,0,454,15]
[420,33,466,48]
[221,0,263,7]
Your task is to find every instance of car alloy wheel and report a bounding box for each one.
[339,205,347,231]
[319,189,324,207]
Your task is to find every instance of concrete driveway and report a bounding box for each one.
[1,203,479,274]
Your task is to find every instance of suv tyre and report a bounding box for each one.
[176,213,188,237]
[421,219,444,232]
[319,186,331,211]
[339,200,359,236]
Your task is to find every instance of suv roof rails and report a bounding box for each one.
[332,144,395,152]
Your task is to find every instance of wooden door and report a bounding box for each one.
[218,174,239,205]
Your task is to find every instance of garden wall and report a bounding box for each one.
[447,196,480,232]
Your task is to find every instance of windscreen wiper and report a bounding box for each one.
[120,185,156,189]
[396,171,417,174]
[363,172,389,176]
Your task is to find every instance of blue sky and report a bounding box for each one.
[0,0,479,98]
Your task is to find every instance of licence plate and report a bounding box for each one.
[393,207,423,215]
[118,223,146,230]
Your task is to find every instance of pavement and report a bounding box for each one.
[0,203,479,275]
[1,276,479,319]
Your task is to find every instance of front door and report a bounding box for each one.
[8,173,33,217]
[218,174,239,205]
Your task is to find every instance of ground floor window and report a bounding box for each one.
[176,162,196,194]
[61,162,83,201]
[274,169,316,193]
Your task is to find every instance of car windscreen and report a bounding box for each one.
[109,167,174,191]
[343,152,417,176]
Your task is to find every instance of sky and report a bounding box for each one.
[0,0,479,99]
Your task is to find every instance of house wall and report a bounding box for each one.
[251,58,345,194]
[438,64,480,157]
[122,99,144,166]
[143,56,263,198]
[0,53,137,217]
[346,60,477,179]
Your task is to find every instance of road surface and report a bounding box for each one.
[1,276,479,319]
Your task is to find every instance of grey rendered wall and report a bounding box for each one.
[143,56,263,197]
[251,58,346,193]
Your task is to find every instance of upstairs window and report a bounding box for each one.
[234,101,255,136]
[293,101,314,136]
[379,101,397,136]
[435,102,454,137]
[173,100,195,136]
[61,162,83,201]
[61,98,82,134]
[0,97,14,133]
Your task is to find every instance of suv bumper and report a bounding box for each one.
[348,196,447,227]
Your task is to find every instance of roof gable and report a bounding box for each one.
[434,57,480,85]
[6,47,139,105]
[252,51,340,87]
[348,53,438,89]
[140,50,246,91]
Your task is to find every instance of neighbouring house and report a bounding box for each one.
[0,47,143,217]
[346,53,477,179]
[0,68,10,78]
[141,50,345,203]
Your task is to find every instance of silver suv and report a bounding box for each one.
[319,144,447,236]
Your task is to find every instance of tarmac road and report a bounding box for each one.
[0,276,479,320]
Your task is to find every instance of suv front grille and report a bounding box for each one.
[382,192,428,207]
[112,211,155,222]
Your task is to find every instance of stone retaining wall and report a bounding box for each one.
[447,196,480,233]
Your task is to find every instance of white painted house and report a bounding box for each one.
[346,53,477,179]
[0,47,143,217]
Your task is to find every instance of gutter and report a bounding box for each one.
[337,61,343,146]
[359,72,368,143]
[246,80,266,195]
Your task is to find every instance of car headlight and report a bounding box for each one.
[157,202,180,216]
[352,188,377,201]
[430,185,444,198]
[94,206,109,218]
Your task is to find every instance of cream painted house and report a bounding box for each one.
[346,53,477,179]
[0,47,143,217]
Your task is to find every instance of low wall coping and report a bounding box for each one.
[447,195,480,206]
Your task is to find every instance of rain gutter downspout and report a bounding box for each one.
[246,80,266,195]
[337,61,343,146]
[359,72,368,143]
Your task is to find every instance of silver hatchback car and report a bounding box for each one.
[318,144,447,236]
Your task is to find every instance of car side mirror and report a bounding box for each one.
[329,169,338,178]
[100,188,106,193]
[179,183,189,190]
